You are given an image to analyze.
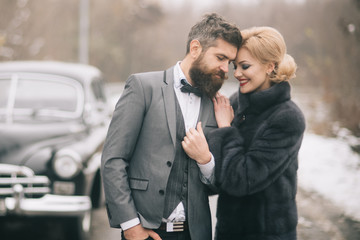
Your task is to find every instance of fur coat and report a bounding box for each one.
[208,81,306,240]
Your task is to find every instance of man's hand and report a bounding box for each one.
[182,122,212,165]
[123,224,161,240]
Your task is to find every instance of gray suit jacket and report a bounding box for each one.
[101,66,217,240]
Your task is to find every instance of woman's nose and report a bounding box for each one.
[233,68,240,79]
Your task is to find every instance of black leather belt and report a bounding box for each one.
[158,221,188,232]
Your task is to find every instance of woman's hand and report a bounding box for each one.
[213,92,234,128]
[182,122,212,165]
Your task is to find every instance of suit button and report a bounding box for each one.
[167,161,172,167]
[159,190,164,195]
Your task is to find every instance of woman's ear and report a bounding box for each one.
[189,40,202,59]
[266,62,275,75]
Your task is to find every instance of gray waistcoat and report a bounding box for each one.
[163,96,189,219]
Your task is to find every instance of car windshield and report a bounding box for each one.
[0,73,84,123]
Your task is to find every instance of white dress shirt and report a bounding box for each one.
[173,61,215,180]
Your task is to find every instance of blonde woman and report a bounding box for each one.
[182,27,305,239]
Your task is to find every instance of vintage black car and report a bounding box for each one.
[0,61,110,240]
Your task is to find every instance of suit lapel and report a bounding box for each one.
[162,66,214,147]
[162,67,177,147]
[198,95,213,126]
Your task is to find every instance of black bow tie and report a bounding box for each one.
[180,79,202,97]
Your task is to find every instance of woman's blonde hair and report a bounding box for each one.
[241,26,297,83]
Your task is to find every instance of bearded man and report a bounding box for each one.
[101,13,242,240]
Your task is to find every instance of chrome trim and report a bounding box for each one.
[0,187,51,195]
[0,164,50,198]
[0,163,91,216]
[0,164,35,177]
[4,193,92,216]
[0,176,50,185]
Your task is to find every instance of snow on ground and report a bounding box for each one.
[298,132,360,221]
[291,84,360,222]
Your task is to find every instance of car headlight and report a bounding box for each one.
[53,149,82,179]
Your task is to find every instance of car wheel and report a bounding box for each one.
[65,210,92,240]
[91,171,105,209]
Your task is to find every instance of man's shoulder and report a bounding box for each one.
[125,67,173,89]
[132,70,163,79]
[131,66,174,82]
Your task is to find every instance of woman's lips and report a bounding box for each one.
[239,79,248,87]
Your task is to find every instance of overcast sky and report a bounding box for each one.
[159,0,306,11]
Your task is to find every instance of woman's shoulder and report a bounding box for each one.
[281,100,305,120]
[270,100,306,133]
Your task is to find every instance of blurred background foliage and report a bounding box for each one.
[0,0,359,137]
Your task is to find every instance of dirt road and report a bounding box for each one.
[1,188,360,240]
[296,188,360,240]
[89,187,360,240]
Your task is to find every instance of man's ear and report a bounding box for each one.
[189,40,202,59]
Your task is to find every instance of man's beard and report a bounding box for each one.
[189,56,227,98]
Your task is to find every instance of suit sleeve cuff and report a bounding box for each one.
[120,218,141,231]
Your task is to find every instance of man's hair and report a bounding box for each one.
[186,13,242,54]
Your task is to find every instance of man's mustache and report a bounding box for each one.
[215,70,227,80]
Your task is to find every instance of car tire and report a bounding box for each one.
[91,171,105,209]
[65,210,92,240]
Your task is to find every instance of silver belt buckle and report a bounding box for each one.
[166,222,184,232]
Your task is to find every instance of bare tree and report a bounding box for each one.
[1,0,359,136]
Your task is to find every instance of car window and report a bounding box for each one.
[0,80,10,109]
[91,78,106,102]
[15,79,78,111]
[0,73,84,122]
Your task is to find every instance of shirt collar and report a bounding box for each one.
[174,61,188,89]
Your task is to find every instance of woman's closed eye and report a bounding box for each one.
[241,64,250,70]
